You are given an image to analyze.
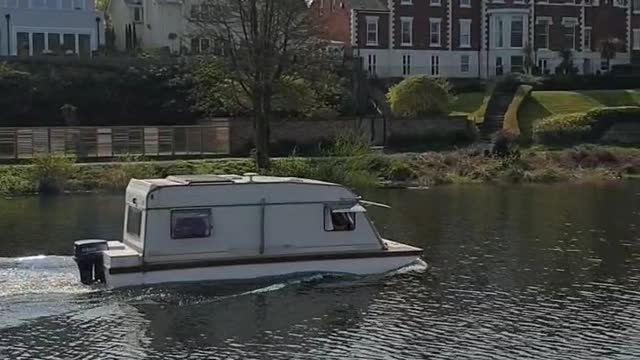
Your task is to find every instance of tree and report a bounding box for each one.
[190,0,327,169]
[599,38,620,73]
[523,42,535,75]
[555,49,577,75]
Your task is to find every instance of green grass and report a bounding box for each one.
[450,92,485,116]
[518,89,640,139]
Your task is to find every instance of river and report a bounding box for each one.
[1,182,639,359]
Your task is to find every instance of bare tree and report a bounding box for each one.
[191,0,325,169]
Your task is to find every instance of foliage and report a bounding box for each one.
[31,154,76,193]
[0,62,195,126]
[494,73,542,93]
[599,38,621,71]
[386,75,453,118]
[555,49,578,75]
[533,112,591,145]
[503,85,533,134]
[491,129,521,158]
[523,43,535,74]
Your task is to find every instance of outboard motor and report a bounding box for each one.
[73,239,108,285]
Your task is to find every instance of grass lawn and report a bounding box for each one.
[450,92,485,116]
[518,89,640,139]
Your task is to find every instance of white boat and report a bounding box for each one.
[73,174,423,289]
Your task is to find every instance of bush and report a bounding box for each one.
[386,75,453,118]
[31,154,76,194]
[533,113,591,145]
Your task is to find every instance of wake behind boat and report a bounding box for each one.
[73,174,423,288]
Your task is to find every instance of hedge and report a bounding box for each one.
[533,106,640,144]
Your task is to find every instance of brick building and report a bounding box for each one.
[311,0,640,78]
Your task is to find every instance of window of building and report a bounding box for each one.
[634,29,640,50]
[495,18,504,48]
[511,56,524,73]
[32,0,45,7]
[460,19,471,48]
[18,0,28,8]
[133,6,143,23]
[461,55,470,73]
[61,0,71,9]
[401,17,413,46]
[510,16,524,48]
[634,0,640,13]
[431,0,441,5]
[400,0,412,4]
[126,206,142,237]
[17,32,29,56]
[430,18,441,47]
[78,34,90,57]
[47,33,61,54]
[33,33,45,55]
[366,16,379,46]
[538,58,549,74]
[171,209,212,239]
[460,0,471,7]
[402,54,411,75]
[584,27,592,51]
[324,206,357,231]
[368,54,377,75]
[5,0,16,7]
[45,0,57,8]
[431,55,440,75]
[72,0,83,9]
[496,56,503,76]
[63,33,76,54]
[562,18,577,50]
[535,18,550,49]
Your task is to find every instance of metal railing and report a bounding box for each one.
[0,123,229,160]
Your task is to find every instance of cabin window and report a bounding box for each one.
[171,209,212,239]
[324,204,365,232]
[126,206,142,237]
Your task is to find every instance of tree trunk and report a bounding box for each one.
[253,88,271,170]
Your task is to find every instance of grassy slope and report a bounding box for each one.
[518,89,640,139]
[450,92,485,116]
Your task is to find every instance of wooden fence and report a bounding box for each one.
[0,123,229,160]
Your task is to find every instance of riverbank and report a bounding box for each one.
[1,144,638,196]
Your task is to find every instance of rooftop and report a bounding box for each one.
[137,174,340,188]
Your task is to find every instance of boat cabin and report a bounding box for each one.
[123,174,387,264]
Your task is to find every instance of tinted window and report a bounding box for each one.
[171,209,212,239]
[126,206,142,237]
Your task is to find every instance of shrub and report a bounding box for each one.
[31,154,76,194]
[494,73,542,93]
[533,112,592,145]
[386,75,453,118]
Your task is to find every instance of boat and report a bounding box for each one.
[73,174,423,289]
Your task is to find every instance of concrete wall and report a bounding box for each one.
[227,116,477,155]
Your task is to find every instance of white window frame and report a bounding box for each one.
[365,16,379,46]
[494,17,504,48]
[562,18,578,50]
[431,55,440,76]
[535,17,551,49]
[133,6,143,23]
[634,29,640,50]
[584,27,592,51]
[72,0,83,10]
[367,54,377,75]
[429,18,442,47]
[402,54,411,75]
[459,19,471,48]
[513,0,524,4]
[510,15,524,49]
[634,0,640,14]
[400,0,413,4]
[430,0,441,6]
[460,55,470,73]
[460,0,471,8]
[401,17,413,46]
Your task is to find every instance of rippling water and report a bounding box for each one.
[1,182,639,359]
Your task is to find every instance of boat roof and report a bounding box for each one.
[137,174,341,188]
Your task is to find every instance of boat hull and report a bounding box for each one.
[104,253,422,289]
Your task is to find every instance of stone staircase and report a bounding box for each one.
[479,92,514,142]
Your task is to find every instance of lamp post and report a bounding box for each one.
[95,17,101,52]
[5,14,10,55]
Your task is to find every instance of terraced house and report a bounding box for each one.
[312,0,640,78]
